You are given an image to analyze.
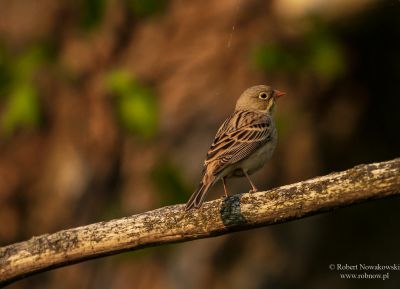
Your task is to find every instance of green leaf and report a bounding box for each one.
[107,70,158,139]
[1,84,41,136]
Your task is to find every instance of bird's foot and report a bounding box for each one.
[248,188,258,194]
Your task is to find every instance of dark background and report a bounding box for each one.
[0,0,399,288]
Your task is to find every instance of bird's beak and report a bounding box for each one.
[274,90,285,98]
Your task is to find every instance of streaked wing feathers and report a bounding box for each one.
[205,110,272,175]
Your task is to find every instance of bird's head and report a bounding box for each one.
[235,85,285,113]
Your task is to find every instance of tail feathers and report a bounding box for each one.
[185,180,213,211]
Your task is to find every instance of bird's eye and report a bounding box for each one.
[259,92,268,99]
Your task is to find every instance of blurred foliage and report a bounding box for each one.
[0,47,48,137]
[11,47,47,82]
[253,44,298,72]
[252,21,345,79]
[1,84,41,136]
[0,46,12,96]
[107,70,158,139]
[80,0,106,30]
[126,0,168,18]
[151,159,189,205]
[306,24,345,78]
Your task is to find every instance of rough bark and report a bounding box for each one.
[1,158,399,286]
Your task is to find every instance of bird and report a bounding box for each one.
[185,85,284,211]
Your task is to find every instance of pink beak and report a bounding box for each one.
[274,90,285,98]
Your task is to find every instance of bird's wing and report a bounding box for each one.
[204,110,273,175]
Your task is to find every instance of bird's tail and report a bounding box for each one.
[185,175,215,211]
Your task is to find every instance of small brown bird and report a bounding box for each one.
[185,85,284,210]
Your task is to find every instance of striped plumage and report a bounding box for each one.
[185,85,284,210]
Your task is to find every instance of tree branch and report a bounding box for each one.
[1,158,400,286]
